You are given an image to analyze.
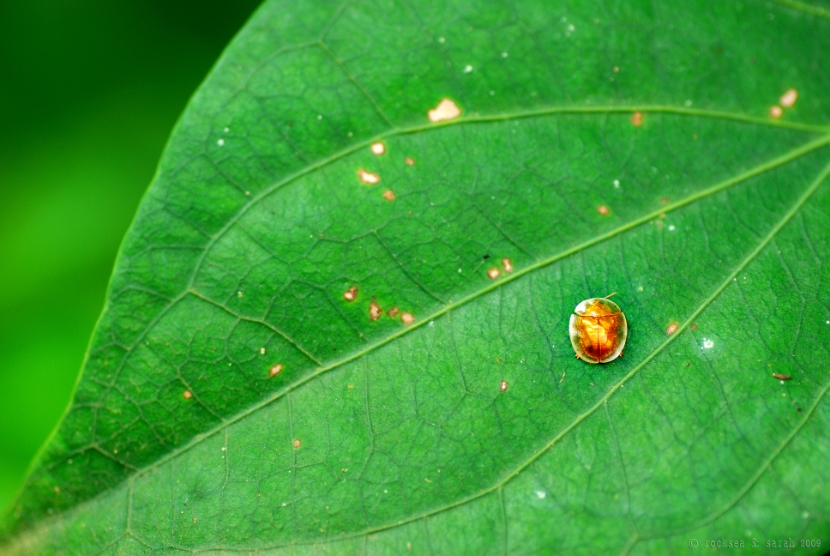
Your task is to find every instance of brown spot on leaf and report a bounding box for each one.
[193,518,198,524]
[779,88,798,108]
[382,190,396,201]
[487,267,501,280]
[690,323,698,331]
[499,380,508,392]
[358,169,380,185]
[501,258,513,273]
[427,98,461,122]
[53,486,60,494]
[405,157,416,166]
[666,322,679,335]
[772,373,792,380]
[343,286,358,302]
[660,197,670,205]
[597,205,610,216]
[769,105,783,119]
[293,439,301,449]
[631,112,643,126]
[269,363,283,378]
[370,142,386,155]
[401,312,415,325]
[369,301,382,321]
[388,307,399,317]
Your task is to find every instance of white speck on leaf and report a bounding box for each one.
[703,338,714,349]
[317,114,323,120]
[438,37,445,43]
[684,100,692,107]
[217,139,225,146]
[501,52,508,58]
[371,142,386,155]
[535,490,546,499]
[463,65,473,73]
[429,320,435,327]
[668,225,676,231]
[613,179,620,188]
[769,105,783,118]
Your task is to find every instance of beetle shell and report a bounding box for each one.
[569,297,627,364]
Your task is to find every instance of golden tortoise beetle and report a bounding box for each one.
[569,294,627,364]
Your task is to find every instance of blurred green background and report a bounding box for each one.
[0,0,261,515]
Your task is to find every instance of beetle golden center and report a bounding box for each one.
[569,298,628,364]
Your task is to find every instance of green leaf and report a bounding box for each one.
[3,0,830,553]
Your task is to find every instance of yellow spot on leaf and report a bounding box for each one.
[769,105,783,119]
[428,98,461,122]
[401,312,415,325]
[343,286,358,302]
[779,88,798,108]
[358,169,380,185]
[487,268,501,280]
[269,363,283,378]
[382,190,396,201]
[369,301,382,321]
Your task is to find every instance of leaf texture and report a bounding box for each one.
[3,0,830,554]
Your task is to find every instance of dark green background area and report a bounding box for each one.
[0,0,261,515]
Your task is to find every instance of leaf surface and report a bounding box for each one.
[4,0,830,554]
